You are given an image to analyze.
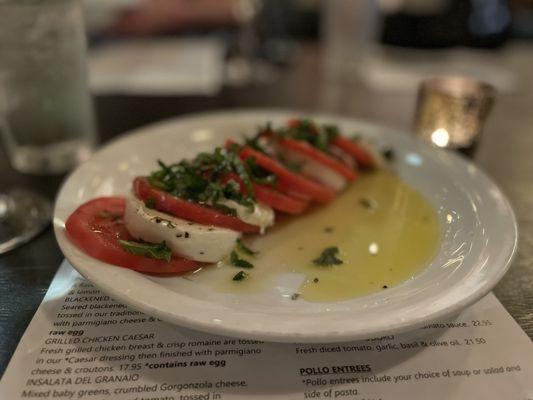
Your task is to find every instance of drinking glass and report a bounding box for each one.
[0,0,95,252]
[0,0,96,174]
[414,76,496,157]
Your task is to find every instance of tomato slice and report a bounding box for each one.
[254,184,308,214]
[332,136,375,168]
[277,138,357,180]
[287,118,375,168]
[133,177,260,233]
[287,118,300,128]
[287,118,319,134]
[65,197,200,274]
[222,173,308,215]
[274,180,312,202]
[238,146,336,203]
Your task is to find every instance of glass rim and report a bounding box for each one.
[420,76,496,100]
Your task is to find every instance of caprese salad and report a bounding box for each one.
[65,118,381,277]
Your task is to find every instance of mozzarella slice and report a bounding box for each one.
[124,198,240,263]
[277,146,347,192]
[361,138,388,169]
[329,145,356,169]
[217,199,274,234]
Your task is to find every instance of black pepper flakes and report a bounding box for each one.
[324,227,334,233]
[176,233,183,238]
[382,148,395,161]
[382,285,388,289]
[291,293,300,300]
[184,232,190,238]
[313,278,319,283]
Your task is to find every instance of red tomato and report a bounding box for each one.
[287,118,300,128]
[287,118,375,168]
[238,146,336,203]
[65,197,200,274]
[274,180,313,202]
[133,177,260,233]
[254,184,308,214]
[332,136,375,168]
[277,138,357,180]
[287,118,319,134]
[222,173,308,215]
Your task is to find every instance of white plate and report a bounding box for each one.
[54,110,518,343]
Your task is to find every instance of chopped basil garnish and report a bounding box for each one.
[246,158,277,186]
[147,146,255,211]
[144,198,156,209]
[230,251,254,269]
[313,246,343,266]
[245,123,271,154]
[231,151,254,197]
[236,239,258,256]
[119,240,172,262]
[278,119,339,155]
[359,198,374,209]
[232,271,248,281]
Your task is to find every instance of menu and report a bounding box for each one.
[1,261,532,399]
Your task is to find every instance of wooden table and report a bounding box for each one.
[1,43,532,376]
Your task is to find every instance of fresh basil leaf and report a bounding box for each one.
[213,203,237,216]
[148,146,257,211]
[359,198,375,209]
[247,157,278,186]
[245,127,270,154]
[119,240,172,262]
[229,149,254,199]
[232,271,249,281]
[230,251,254,269]
[144,198,156,209]
[236,239,258,256]
[280,120,341,155]
[312,246,343,266]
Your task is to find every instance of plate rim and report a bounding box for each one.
[53,108,518,342]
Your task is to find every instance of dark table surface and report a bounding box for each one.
[1,43,532,377]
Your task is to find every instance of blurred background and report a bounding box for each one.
[72,0,533,150]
